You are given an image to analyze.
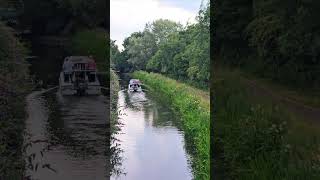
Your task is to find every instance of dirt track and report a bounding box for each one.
[243,77,320,122]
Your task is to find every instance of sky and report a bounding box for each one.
[110,0,204,50]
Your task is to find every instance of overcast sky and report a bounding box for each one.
[110,0,204,50]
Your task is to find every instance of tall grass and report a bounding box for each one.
[109,69,124,176]
[214,69,320,179]
[133,71,210,180]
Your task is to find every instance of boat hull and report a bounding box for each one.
[86,86,102,95]
[59,85,101,96]
[59,88,77,95]
[59,71,101,96]
[128,87,142,93]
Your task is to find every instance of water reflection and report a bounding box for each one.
[111,90,193,180]
[25,91,108,180]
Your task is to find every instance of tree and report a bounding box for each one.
[215,0,320,88]
[21,0,106,34]
[112,3,210,88]
[124,20,182,71]
[145,19,183,45]
[126,31,157,70]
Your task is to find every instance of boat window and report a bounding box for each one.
[64,73,69,82]
[73,63,86,70]
[88,73,96,82]
[79,72,85,78]
[75,72,85,81]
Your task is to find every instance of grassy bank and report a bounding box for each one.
[133,71,210,180]
[110,69,120,132]
[0,22,31,178]
[110,69,123,176]
[214,68,320,179]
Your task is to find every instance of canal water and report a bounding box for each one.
[25,39,192,179]
[111,76,193,180]
[24,40,109,179]
[25,91,108,180]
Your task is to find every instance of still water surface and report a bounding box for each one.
[25,90,108,180]
[111,84,193,180]
[25,40,192,179]
[24,39,110,180]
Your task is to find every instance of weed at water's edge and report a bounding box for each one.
[109,69,125,176]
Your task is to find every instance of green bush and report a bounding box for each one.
[215,0,320,89]
[0,22,30,179]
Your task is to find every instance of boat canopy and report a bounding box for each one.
[63,56,96,72]
[129,79,141,85]
[64,56,92,64]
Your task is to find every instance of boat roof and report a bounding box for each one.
[129,79,141,84]
[64,56,92,64]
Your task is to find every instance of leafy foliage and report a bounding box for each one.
[20,0,106,34]
[126,30,157,70]
[215,0,320,88]
[113,2,210,88]
[0,21,30,179]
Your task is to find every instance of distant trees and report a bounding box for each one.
[126,30,157,70]
[20,0,106,34]
[113,2,210,87]
[215,0,320,88]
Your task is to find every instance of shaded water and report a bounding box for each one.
[24,39,191,179]
[111,76,193,180]
[25,90,108,179]
[24,40,109,179]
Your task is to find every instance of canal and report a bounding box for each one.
[24,39,192,179]
[24,40,109,179]
[111,75,193,180]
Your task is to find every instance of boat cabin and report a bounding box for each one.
[59,56,101,95]
[128,79,142,92]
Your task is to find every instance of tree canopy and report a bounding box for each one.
[214,0,320,88]
[112,2,210,88]
[20,0,106,34]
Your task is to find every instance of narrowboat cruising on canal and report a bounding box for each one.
[128,79,142,92]
[59,56,101,96]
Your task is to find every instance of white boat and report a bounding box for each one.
[128,79,142,92]
[59,56,101,96]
